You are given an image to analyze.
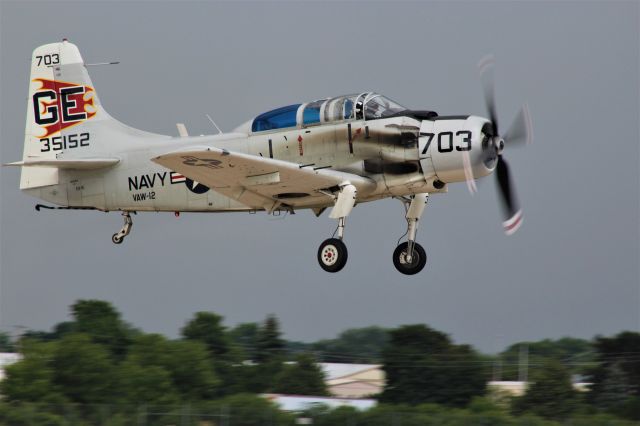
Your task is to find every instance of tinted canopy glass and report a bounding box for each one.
[252,104,301,132]
[302,100,325,126]
[250,93,407,132]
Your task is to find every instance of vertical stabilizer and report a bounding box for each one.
[21,40,164,190]
[23,40,105,188]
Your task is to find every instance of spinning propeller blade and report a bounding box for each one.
[496,156,523,235]
[462,150,478,194]
[504,104,533,146]
[478,55,499,136]
[477,56,531,235]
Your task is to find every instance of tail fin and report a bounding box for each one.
[21,40,165,189]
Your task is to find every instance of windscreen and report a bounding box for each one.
[364,95,406,120]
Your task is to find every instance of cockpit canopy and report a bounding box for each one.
[251,92,406,133]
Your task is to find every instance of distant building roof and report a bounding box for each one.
[488,380,593,397]
[319,363,381,380]
[0,353,20,366]
[488,381,527,396]
[319,363,385,398]
[0,352,21,381]
[262,394,377,412]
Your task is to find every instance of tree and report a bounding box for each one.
[255,314,285,363]
[50,333,116,404]
[16,322,77,345]
[593,362,632,410]
[230,322,260,361]
[200,394,296,426]
[0,332,14,352]
[181,312,247,397]
[116,360,179,406]
[272,353,329,396]
[0,339,65,403]
[498,337,594,381]
[167,340,221,400]
[514,360,576,419]
[234,361,283,394]
[589,331,640,404]
[0,403,67,426]
[380,324,487,407]
[50,321,77,339]
[311,326,389,363]
[125,333,220,401]
[71,300,132,358]
[304,405,360,426]
[181,311,230,357]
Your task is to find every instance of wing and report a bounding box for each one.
[152,147,376,211]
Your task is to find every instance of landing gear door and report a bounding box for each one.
[418,120,436,178]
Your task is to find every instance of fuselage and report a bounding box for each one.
[25,92,494,213]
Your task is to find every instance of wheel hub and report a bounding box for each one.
[400,249,419,266]
[321,245,338,266]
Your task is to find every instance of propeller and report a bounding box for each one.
[477,55,532,235]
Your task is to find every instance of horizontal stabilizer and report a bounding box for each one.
[5,158,119,170]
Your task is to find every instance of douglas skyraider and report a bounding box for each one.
[7,40,532,274]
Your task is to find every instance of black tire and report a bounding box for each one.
[112,233,123,244]
[317,238,348,273]
[393,242,427,275]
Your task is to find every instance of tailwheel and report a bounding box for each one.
[318,238,348,273]
[111,211,133,245]
[393,241,427,275]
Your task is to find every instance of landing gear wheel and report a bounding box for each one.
[112,234,123,244]
[393,242,427,275]
[318,238,348,273]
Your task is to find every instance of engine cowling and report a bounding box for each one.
[418,115,497,184]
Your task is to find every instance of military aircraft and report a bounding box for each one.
[6,40,532,274]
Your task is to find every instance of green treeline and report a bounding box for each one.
[0,300,638,425]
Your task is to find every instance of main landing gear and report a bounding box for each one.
[316,190,430,275]
[393,194,429,275]
[317,184,356,273]
[112,211,133,244]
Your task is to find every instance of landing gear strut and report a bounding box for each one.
[112,211,133,244]
[317,184,356,273]
[393,194,429,275]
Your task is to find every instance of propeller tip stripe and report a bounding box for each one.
[478,55,495,74]
[503,209,523,235]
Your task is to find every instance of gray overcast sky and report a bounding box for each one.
[0,1,638,353]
